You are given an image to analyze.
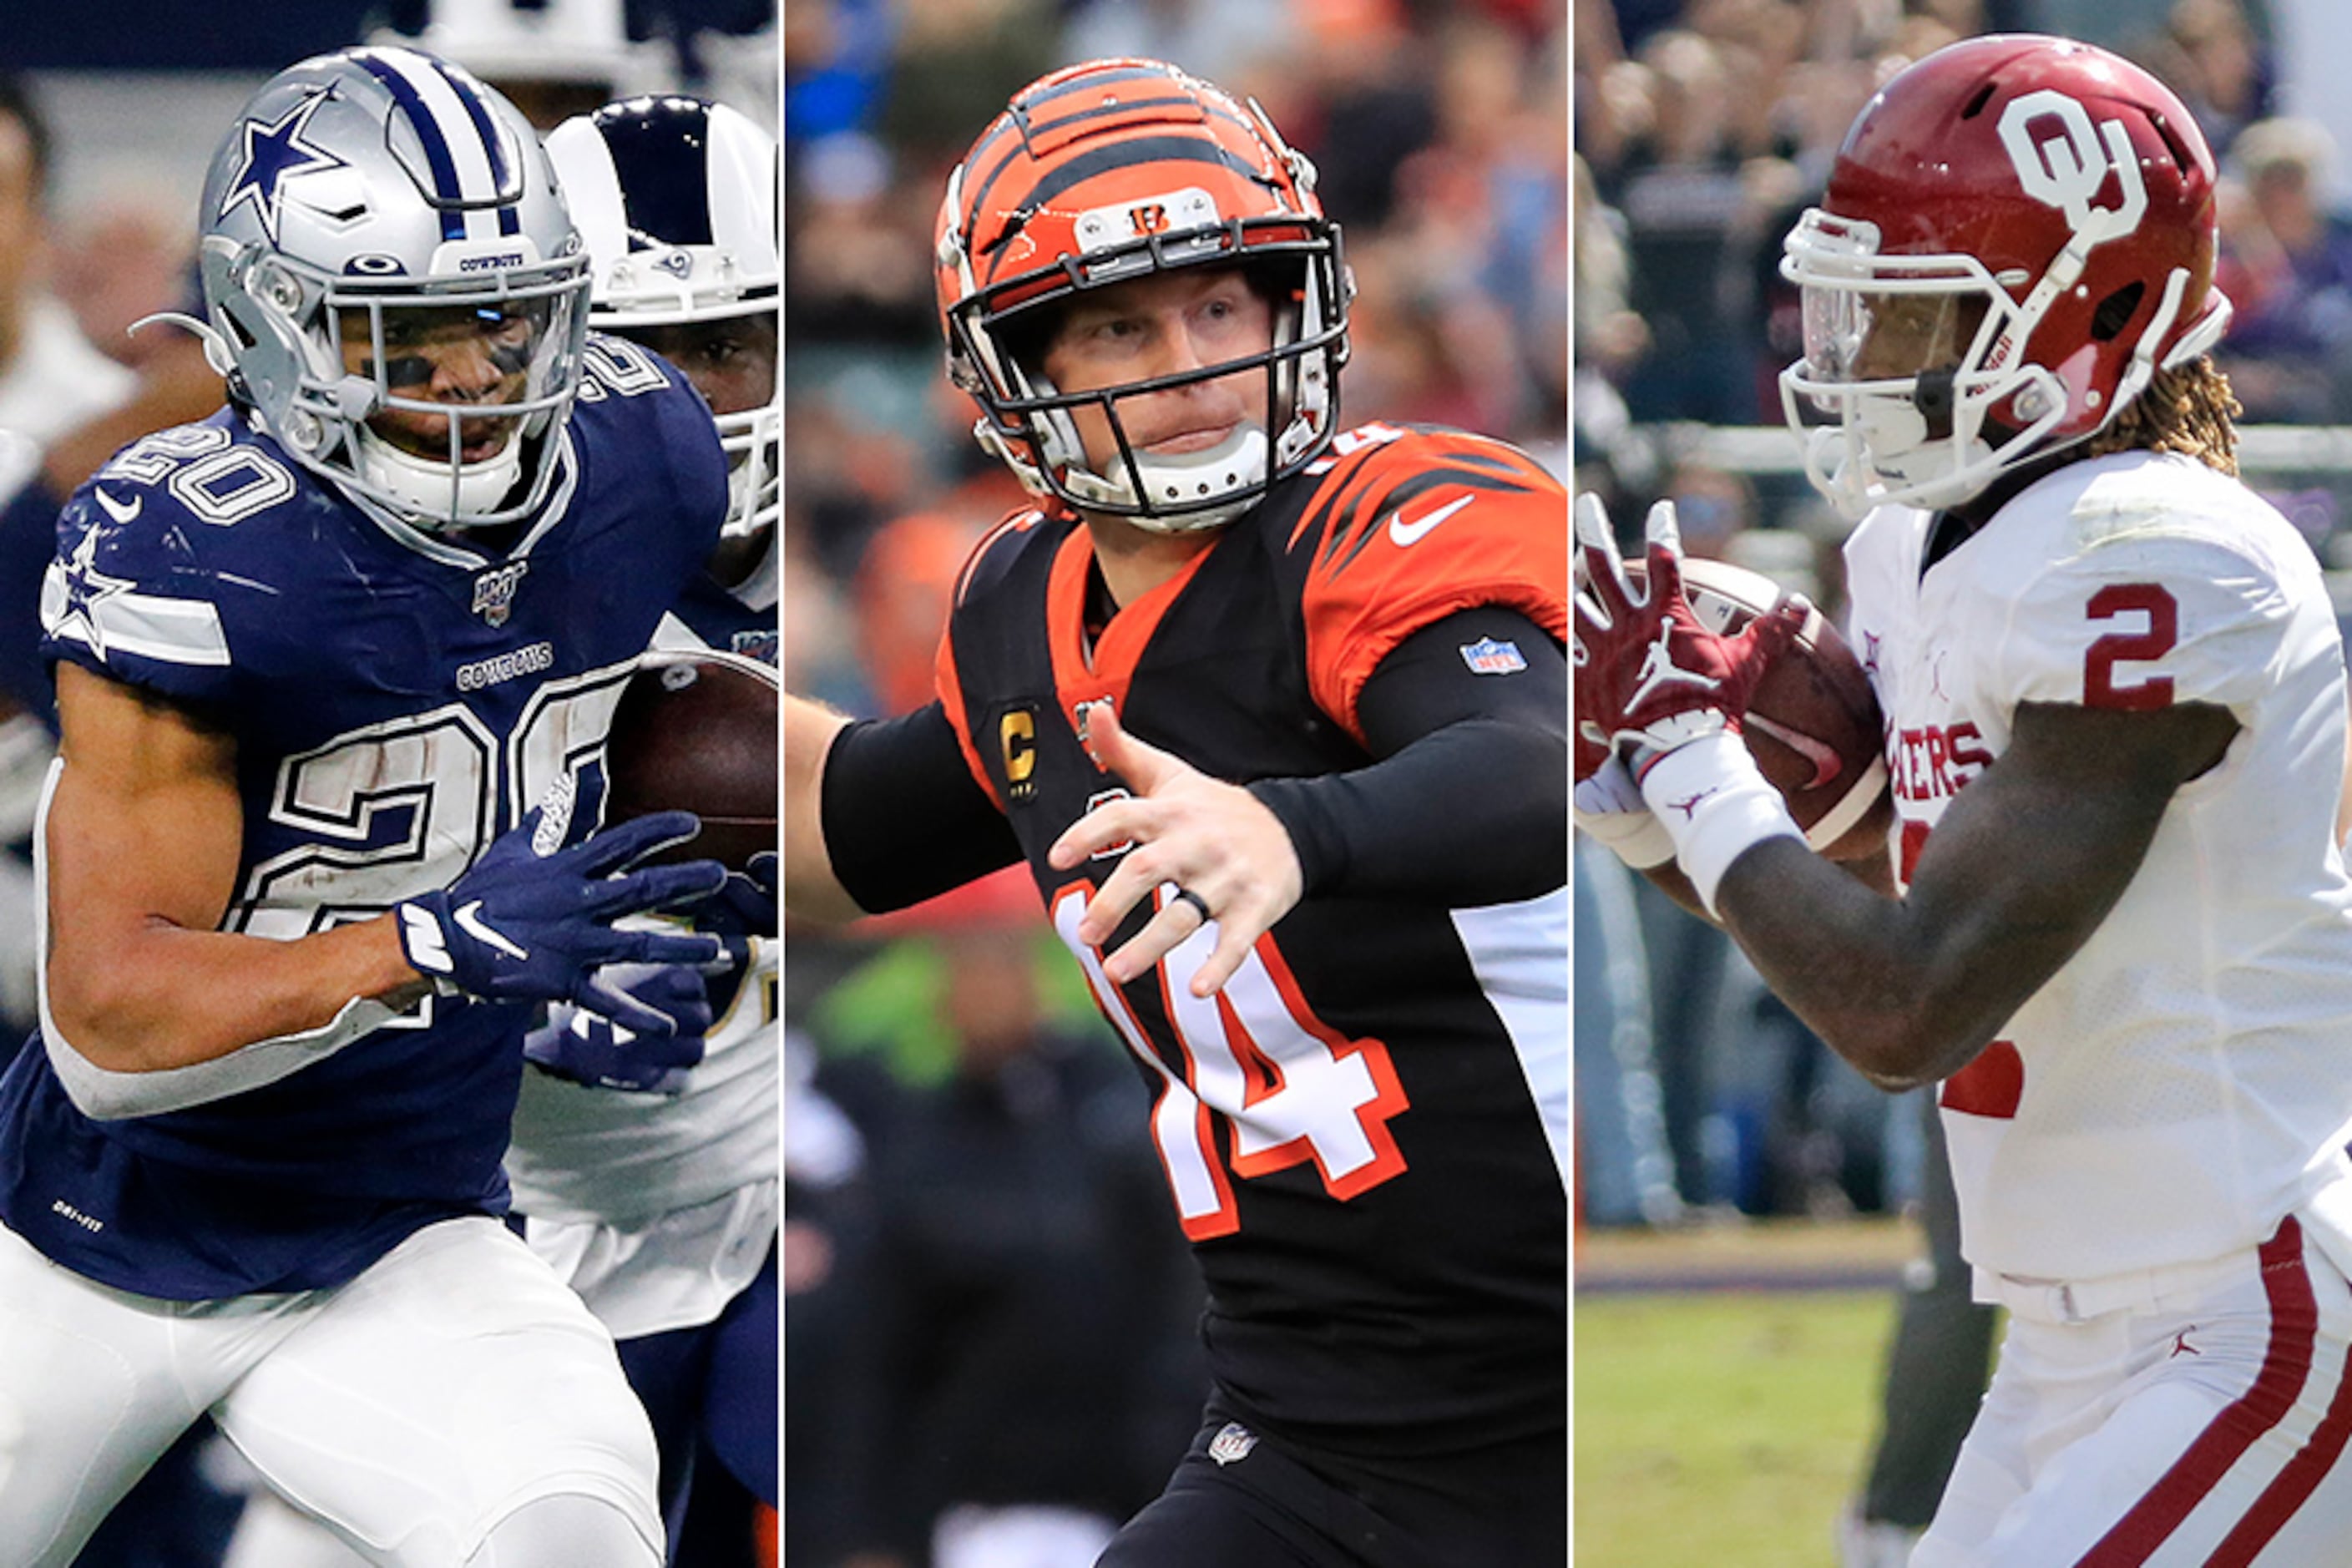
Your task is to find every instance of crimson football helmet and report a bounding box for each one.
[934,58,1351,532]
[1778,34,2232,520]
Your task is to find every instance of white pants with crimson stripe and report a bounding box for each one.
[1916,1214,2352,1567]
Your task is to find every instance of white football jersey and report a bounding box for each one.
[1844,451,2352,1283]
[506,935,777,1333]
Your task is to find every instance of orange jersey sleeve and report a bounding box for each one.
[1292,427,1568,745]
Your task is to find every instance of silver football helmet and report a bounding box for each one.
[544,95,778,546]
[196,46,593,531]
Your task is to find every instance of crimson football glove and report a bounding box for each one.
[396,807,727,1034]
[524,965,715,1095]
[1572,493,1804,776]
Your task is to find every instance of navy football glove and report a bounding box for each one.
[395,807,727,1034]
[524,965,714,1095]
[691,852,778,945]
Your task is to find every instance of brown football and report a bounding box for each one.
[1581,556,1892,858]
[603,650,778,870]
[1675,557,1891,860]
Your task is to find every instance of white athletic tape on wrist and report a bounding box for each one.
[1636,732,1803,917]
[1574,760,1677,870]
[1573,802,1677,869]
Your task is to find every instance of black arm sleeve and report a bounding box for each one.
[1248,606,1567,904]
[819,701,1024,915]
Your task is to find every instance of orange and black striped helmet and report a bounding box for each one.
[934,58,1352,532]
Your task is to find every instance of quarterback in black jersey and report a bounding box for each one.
[783,59,1568,1566]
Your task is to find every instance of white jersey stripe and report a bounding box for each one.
[40,562,230,667]
[1452,888,1569,1186]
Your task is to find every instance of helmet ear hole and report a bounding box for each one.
[2092,281,2147,341]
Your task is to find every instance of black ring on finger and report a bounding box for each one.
[1173,887,1213,923]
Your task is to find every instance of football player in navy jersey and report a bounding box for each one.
[783,59,1568,1567]
[0,48,736,1567]
[511,94,781,1562]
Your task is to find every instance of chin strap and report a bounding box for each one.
[353,426,525,530]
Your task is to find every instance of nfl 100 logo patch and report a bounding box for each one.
[1459,636,1526,675]
[472,562,529,626]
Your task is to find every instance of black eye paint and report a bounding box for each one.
[368,356,438,388]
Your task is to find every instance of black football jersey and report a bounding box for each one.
[934,422,1569,1457]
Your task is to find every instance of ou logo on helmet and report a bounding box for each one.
[1997,89,2149,246]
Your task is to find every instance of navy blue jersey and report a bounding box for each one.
[666,566,777,665]
[0,339,726,1300]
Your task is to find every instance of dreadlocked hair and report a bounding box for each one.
[2079,357,2241,475]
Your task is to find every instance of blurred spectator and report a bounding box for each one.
[0,78,135,453]
[2213,116,2352,422]
[2147,0,2274,154]
[852,510,984,716]
[1573,842,1682,1227]
[1059,0,1297,94]
[818,902,1206,1568]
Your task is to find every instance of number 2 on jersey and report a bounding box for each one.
[1052,885,1410,1240]
[2084,583,2178,711]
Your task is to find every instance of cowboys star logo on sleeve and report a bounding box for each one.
[217,88,350,245]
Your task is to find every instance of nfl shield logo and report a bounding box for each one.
[1207,1422,1257,1466]
[472,562,529,626]
[1459,636,1526,675]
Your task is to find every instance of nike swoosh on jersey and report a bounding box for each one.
[94,487,142,524]
[1744,712,1844,790]
[1386,493,1475,547]
[454,900,530,960]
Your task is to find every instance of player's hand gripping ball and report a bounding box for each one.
[1574,495,1890,858]
[1575,493,1803,771]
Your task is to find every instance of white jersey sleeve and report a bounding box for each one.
[1990,510,2302,719]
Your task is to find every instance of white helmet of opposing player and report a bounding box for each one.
[544,96,779,545]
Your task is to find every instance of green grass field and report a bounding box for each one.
[1575,1287,1897,1565]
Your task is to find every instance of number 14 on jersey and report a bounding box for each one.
[1052,884,1411,1240]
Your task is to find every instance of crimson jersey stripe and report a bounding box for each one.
[2077,1218,2317,1565]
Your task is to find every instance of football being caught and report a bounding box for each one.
[1583,556,1891,860]
[603,650,779,871]
[1677,557,1890,860]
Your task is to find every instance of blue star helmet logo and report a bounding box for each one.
[218,88,350,246]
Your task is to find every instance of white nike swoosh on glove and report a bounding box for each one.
[454,900,530,960]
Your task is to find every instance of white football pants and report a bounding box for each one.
[0,1214,661,1567]
[1916,1213,2352,1566]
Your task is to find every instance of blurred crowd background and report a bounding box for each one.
[779,3,1565,1564]
[1573,0,2352,1241]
